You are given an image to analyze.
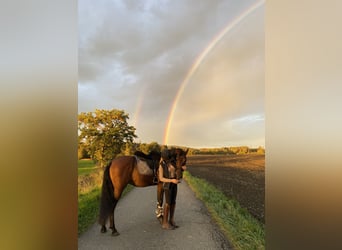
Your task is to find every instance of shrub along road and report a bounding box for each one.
[78,181,232,250]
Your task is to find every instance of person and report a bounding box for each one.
[158,150,180,230]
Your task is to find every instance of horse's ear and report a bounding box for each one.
[185,148,189,155]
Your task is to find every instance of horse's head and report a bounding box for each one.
[169,148,188,180]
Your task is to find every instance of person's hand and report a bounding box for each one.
[172,179,180,184]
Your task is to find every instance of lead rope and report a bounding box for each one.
[153,159,158,183]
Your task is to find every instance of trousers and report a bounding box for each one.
[163,182,177,205]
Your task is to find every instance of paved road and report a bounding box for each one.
[78,180,232,250]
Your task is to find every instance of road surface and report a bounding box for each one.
[78,180,232,250]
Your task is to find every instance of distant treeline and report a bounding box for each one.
[189,146,265,155]
[79,142,264,160]
[78,141,162,160]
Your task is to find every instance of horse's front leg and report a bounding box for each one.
[156,182,164,223]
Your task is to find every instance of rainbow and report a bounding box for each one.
[163,0,264,145]
[132,85,146,129]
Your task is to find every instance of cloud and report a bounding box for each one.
[166,5,264,147]
[78,0,264,147]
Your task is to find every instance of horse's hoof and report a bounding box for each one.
[100,226,107,233]
[170,222,179,228]
[111,231,120,236]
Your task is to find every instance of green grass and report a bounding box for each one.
[78,159,134,235]
[78,184,134,235]
[78,187,101,235]
[78,159,98,175]
[183,171,265,250]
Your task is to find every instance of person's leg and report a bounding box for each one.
[156,182,164,220]
[169,184,178,228]
[162,187,174,230]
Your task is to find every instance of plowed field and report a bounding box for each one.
[186,154,265,223]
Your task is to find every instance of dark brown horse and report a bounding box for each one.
[99,148,188,236]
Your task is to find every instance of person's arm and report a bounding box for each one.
[158,165,179,184]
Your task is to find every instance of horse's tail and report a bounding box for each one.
[98,161,116,225]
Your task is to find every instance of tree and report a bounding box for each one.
[78,144,90,159]
[78,109,137,167]
[136,142,161,154]
[122,142,140,156]
[257,146,265,154]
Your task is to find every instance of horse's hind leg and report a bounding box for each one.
[109,213,114,230]
[104,199,121,236]
[100,200,118,234]
[109,211,119,236]
[110,185,126,236]
[100,225,107,233]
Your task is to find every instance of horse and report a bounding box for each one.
[98,148,188,236]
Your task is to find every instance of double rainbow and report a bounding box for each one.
[163,0,264,145]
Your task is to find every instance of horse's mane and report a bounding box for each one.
[134,151,149,159]
[134,150,161,161]
[168,147,187,156]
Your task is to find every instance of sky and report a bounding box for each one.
[78,0,264,148]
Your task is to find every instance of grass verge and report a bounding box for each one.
[78,187,101,235]
[183,171,265,250]
[78,159,134,235]
[78,184,134,235]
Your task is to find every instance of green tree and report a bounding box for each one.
[122,142,139,156]
[257,146,265,154]
[137,142,161,154]
[146,141,161,152]
[78,144,90,159]
[78,109,137,167]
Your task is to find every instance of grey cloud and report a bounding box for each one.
[79,0,264,147]
[79,0,240,83]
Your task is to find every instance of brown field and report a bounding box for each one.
[186,154,265,224]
